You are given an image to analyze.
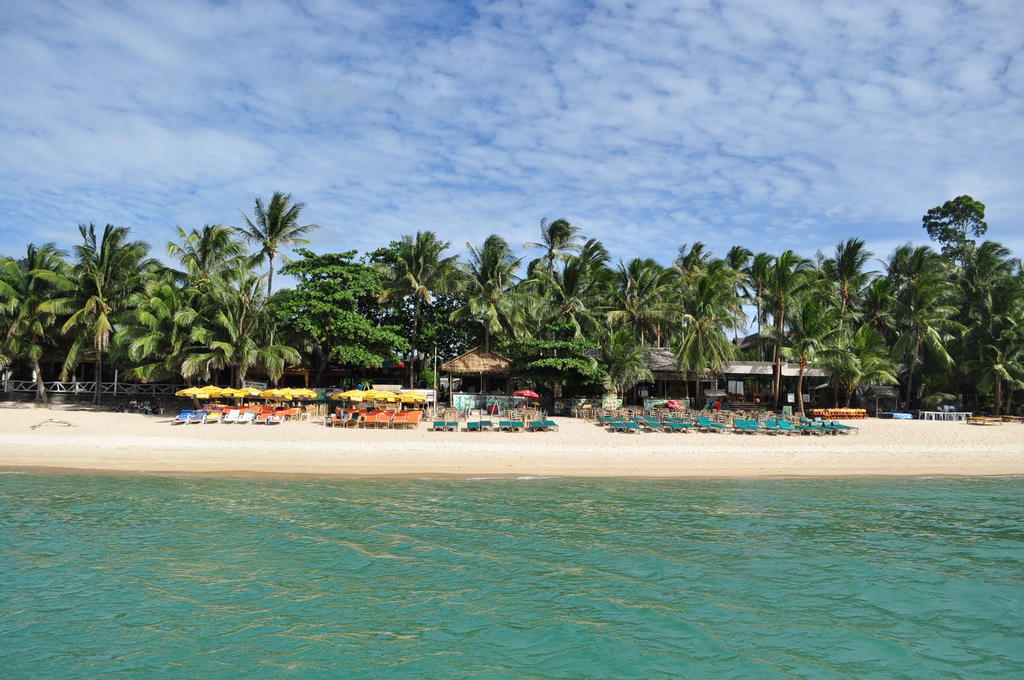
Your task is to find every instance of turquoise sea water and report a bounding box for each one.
[1,475,1022,679]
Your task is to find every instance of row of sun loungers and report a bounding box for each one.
[172,408,291,425]
[599,414,857,435]
[324,410,423,429]
[431,419,559,432]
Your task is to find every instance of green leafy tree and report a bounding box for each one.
[372,231,462,384]
[763,250,813,408]
[767,299,842,416]
[453,235,524,350]
[675,266,743,380]
[62,224,153,404]
[528,238,612,339]
[0,243,75,403]
[606,258,678,346]
[183,262,300,387]
[886,245,960,407]
[167,224,249,290]
[821,238,873,327]
[922,195,987,266]
[115,272,199,383]
[273,249,408,386]
[235,192,318,297]
[524,218,583,274]
[501,334,607,395]
[601,330,654,398]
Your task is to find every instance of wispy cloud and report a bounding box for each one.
[1,0,1021,266]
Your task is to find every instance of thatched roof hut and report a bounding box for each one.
[440,346,513,376]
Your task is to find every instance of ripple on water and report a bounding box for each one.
[1,475,1022,679]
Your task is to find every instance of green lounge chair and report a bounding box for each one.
[662,421,692,432]
[732,418,762,434]
[498,420,524,431]
[528,420,554,432]
[608,420,640,433]
[634,417,663,431]
[696,416,728,432]
[465,420,493,431]
[542,419,558,431]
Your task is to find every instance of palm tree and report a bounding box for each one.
[674,267,743,383]
[767,299,841,416]
[377,231,461,385]
[961,241,1024,413]
[235,192,318,297]
[0,243,75,404]
[115,272,200,383]
[822,238,873,327]
[183,262,299,386]
[453,235,523,350]
[167,224,248,290]
[606,258,677,346]
[763,250,813,408]
[62,224,152,404]
[602,330,654,397]
[528,238,612,339]
[524,218,583,274]
[886,245,960,407]
[745,252,774,360]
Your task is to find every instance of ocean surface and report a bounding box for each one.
[1,474,1021,679]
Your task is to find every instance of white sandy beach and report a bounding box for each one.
[1,406,1022,478]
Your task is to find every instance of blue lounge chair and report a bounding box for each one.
[188,411,206,424]
[172,410,192,425]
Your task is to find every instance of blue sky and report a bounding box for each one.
[1,0,1022,270]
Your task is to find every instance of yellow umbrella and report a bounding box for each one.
[175,386,208,397]
[199,385,224,395]
[363,389,398,402]
[398,391,427,403]
[291,388,318,399]
[332,389,366,401]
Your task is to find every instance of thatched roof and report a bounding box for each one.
[644,349,830,379]
[440,346,513,375]
[864,385,899,398]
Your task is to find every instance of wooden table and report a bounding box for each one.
[967,416,1003,425]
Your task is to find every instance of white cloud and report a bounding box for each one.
[0,0,1021,270]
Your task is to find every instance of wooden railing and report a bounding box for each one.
[2,381,182,396]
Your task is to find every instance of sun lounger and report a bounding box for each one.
[188,411,206,424]
[634,417,664,431]
[172,410,192,424]
[696,416,728,432]
[222,409,241,424]
[662,421,691,432]
[236,411,255,424]
[432,420,458,431]
[203,411,222,424]
[498,420,524,431]
[542,419,558,431]
[465,419,494,431]
[608,420,640,433]
[732,418,763,434]
[266,413,284,425]
[827,420,857,434]
[527,420,555,432]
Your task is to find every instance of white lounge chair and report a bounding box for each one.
[237,412,255,425]
[222,409,241,424]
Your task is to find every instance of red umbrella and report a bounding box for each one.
[514,389,540,399]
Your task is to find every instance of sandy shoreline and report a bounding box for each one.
[1,407,1022,479]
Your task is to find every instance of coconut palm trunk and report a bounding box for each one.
[32,357,49,405]
[93,339,103,405]
[796,358,807,417]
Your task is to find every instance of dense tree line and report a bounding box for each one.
[1,194,1021,414]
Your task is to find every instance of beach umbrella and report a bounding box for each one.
[175,386,208,397]
[332,389,366,401]
[199,385,224,396]
[513,389,540,399]
[398,391,427,403]
[363,389,398,402]
[291,388,318,399]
